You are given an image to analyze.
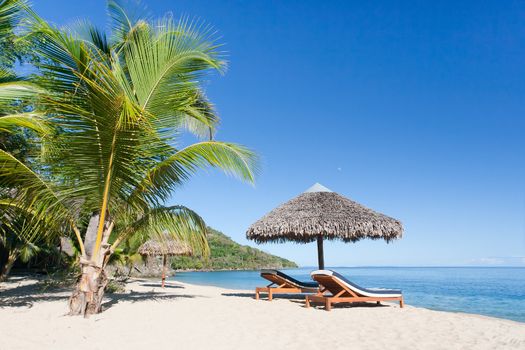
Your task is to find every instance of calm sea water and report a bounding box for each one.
[173,267,525,323]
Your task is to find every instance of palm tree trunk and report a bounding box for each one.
[68,213,112,317]
[68,259,109,316]
[0,249,19,282]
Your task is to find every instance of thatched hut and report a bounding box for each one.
[138,239,193,287]
[246,183,403,268]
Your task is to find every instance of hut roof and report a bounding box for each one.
[138,239,193,256]
[246,183,403,243]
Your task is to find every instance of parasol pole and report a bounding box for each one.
[162,254,167,288]
[317,235,325,270]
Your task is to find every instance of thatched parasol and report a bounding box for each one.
[138,239,193,287]
[246,183,403,269]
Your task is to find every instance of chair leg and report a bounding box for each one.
[399,297,404,308]
[325,298,331,311]
[305,297,310,308]
[268,290,273,301]
[255,289,259,300]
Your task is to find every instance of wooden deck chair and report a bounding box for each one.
[306,270,404,311]
[255,270,319,301]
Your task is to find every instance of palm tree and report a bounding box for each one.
[0,0,49,281]
[0,0,258,316]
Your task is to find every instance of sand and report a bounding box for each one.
[1,276,524,350]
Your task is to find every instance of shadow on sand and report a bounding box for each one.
[138,283,184,289]
[0,278,198,310]
[221,292,392,310]
[299,301,391,310]
[221,292,307,301]
[0,282,70,308]
[102,290,197,310]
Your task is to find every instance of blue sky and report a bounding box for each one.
[33,1,525,267]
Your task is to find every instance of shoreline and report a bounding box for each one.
[171,268,525,324]
[171,278,525,326]
[175,265,525,272]
[171,278,525,325]
[5,270,524,324]
[1,277,524,349]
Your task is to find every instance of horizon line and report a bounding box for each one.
[295,265,525,268]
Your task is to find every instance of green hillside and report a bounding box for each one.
[171,227,297,270]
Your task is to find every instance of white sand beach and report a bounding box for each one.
[1,277,524,350]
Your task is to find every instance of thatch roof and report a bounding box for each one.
[246,183,403,243]
[138,239,193,256]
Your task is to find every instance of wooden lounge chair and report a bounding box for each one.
[255,269,319,301]
[306,270,404,311]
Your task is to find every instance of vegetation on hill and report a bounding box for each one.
[171,227,297,270]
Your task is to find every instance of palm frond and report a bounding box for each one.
[128,141,258,207]
[177,90,219,139]
[0,0,25,37]
[0,198,59,245]
[107,0,149,51]
[0,76,39,105]
[0,150,76,232]
[66,19,111,56]
[18,241,40,262]
[0,112,48,134]
[123,16,224,124]
[30,19,152,212]
[112,205,209,257]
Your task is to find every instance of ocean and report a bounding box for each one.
[173,267,525,323]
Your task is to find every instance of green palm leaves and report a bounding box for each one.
[0,0,24,36]
[0,0,258,264]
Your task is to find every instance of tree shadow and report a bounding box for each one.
[0,283,70,308]
[102,290,201,311]
[138,283,184,289]
[0,279,194,310]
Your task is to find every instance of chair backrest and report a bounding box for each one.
[261,270,295,287]
[260,270,319,289]
[311,270,402,297]
[311,273,357,297]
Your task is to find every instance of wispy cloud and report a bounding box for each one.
[469,256,525,266]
